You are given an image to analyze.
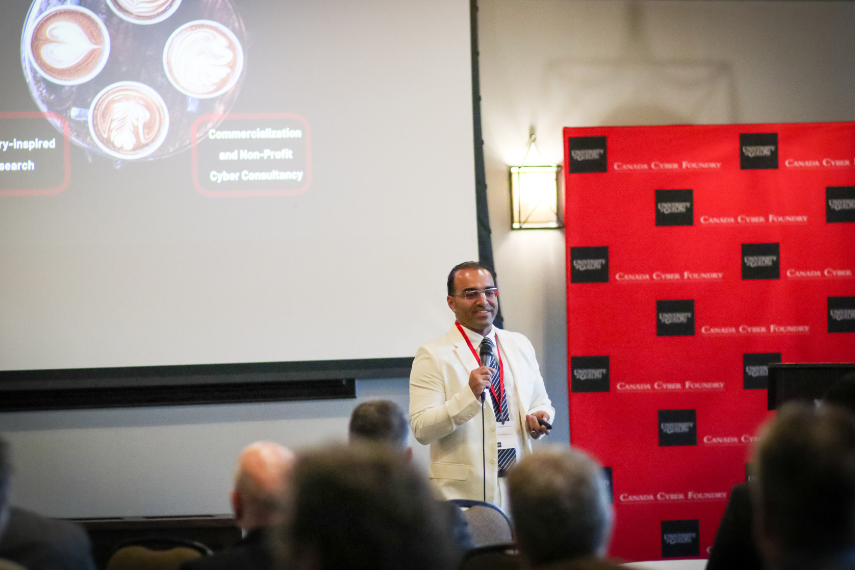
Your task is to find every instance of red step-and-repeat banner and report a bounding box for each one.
[564,122,855,562]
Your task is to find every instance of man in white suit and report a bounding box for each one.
[409,262,555,510]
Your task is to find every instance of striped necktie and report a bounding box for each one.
[480,337,516,472]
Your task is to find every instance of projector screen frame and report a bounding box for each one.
[0,358,402,410]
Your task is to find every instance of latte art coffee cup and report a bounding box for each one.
[89,82,170,160]
[27,6,110,86]
[163,20,244,99]
[106,0,183,25]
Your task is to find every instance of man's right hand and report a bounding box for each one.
[469,366,493,398]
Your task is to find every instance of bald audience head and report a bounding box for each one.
[231,441,295,531]
[508,447,613,566]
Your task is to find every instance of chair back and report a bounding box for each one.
[460,543,520,570]
[450,499,513,547]
[105,537,212,570]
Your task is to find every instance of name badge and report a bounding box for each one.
[496,421,520,450]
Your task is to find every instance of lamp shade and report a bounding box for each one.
[509,165,563,229]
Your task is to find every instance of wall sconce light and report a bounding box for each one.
[509,132,563,230]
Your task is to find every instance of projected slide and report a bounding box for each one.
[8,0,308,196]
[0,0,477,372]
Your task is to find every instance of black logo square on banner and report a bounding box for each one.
[827,187,855,223]
[568,136,607,173]
[745,463,755,483]
[570,247,609,283]
[740,133,778,170]
[657,300,695,337]
[662,520,701,558]
[602,466,614,504]
[571,356,610,393]
[829,297,855,333]
[655,189,694,227]
[742,243,780,280]
[658,409,697,447]
[743,353,782,390]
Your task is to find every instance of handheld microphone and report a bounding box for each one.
[479,340,492,403]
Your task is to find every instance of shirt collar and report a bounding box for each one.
[458,323,497,346]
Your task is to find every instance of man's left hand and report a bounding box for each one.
[525,411,550,439]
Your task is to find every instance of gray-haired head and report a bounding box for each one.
[348,400,409,451]
[508,447,613,565]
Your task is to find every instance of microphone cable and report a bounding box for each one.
[481,390,486,502]
[479,340,492,503]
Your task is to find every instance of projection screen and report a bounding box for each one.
[0,0,478,403]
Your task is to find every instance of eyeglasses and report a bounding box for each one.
[456,287,498,301]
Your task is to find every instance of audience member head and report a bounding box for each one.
[231,441,295,531]
[280,443,458,570]
[753,403,855,562]
[508,447,613,566]
[348,400,409,454]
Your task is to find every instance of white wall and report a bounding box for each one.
[5,0,855,518]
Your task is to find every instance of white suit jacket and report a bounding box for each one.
[409,324,555,504]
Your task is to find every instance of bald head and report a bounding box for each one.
[232,441,295,530]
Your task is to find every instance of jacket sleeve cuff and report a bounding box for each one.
[446,385,483,425]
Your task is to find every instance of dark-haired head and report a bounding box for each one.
[446,261,494,296]
[754,403,855,560]
[446,262,499,335]
[349,400,409,451]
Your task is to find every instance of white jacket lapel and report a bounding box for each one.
[495,329,532,418]
[448,325,478,370]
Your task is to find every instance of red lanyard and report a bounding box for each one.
[455,321,504,407]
